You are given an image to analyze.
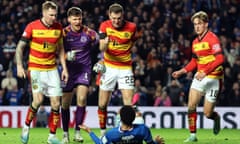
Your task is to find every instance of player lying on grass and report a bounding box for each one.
[114,105,144,126]
[80,105,165,144]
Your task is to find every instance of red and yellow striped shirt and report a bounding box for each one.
[22,19,63,71]
[99,20,137,69]
[185,31,224,79]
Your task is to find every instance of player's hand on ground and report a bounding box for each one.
[79,124,91,133]
[155,135,165,144]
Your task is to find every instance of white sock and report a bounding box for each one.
[23,124,30,129]
[190,133,196,137]
[63,131,68,135]
[49,133,55,138]
[100,129,106,135]
[75,130,80,135]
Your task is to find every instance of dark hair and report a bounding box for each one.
[120,105,135,126]
[109,3,123,14]
[67,7,82,17]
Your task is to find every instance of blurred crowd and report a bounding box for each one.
[0,0,240,107]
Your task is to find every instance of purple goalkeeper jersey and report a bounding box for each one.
[62,25,99,91]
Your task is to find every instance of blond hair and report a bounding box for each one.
[42,1,58,11]
[191,11,209,23]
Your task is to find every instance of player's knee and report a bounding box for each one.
[32,98,44,107]
[51,101,60,110]
[76,96,87,105]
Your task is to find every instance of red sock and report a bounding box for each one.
[25,105,38,126]
[96,73,101,86]
[188,110,197,133]
[49,109,60,134]
[98,108,107,129]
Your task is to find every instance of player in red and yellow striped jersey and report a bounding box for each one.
[15,1,68,144]
[99,19,137,69]
[94,3,138,136]
[172,11,224,142]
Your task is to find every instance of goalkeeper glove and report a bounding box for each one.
[93,61,106,73]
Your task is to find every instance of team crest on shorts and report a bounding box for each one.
[33,85,38,90]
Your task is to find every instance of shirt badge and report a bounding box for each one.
[80,36,87,43]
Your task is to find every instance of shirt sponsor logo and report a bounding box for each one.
[37,32,45,35]
[54,31,60,36]
[66,38,74,42]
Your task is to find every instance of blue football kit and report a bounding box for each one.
[88,124,158,144]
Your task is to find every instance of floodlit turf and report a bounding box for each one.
[1,128,239,144]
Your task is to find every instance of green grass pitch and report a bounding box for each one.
[1,128,239,144]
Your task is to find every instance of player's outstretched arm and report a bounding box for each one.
[172,68,187,79]
[79,125,103,144]
[79,124,91,133]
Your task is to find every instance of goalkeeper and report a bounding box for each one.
[80,105,165,144]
